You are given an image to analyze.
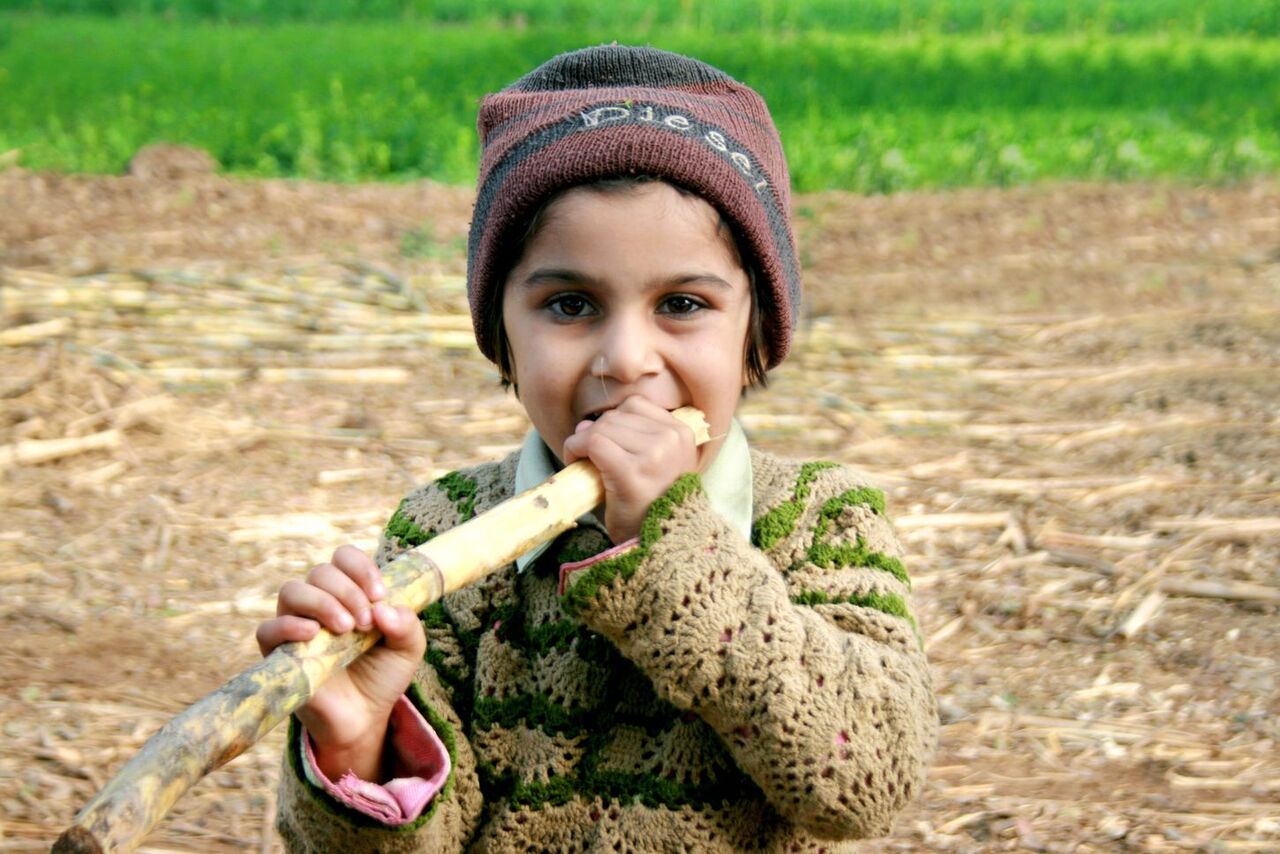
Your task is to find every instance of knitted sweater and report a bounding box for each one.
[277,449,936,852]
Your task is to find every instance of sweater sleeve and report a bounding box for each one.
[275,472,497,853]
[559,464,937,839]
[298,694,450,825]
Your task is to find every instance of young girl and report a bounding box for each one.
[257,44,936,852]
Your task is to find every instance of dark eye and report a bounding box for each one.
[547,294,594,318]
[661,295,704,315]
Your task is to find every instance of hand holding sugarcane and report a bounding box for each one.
[562,395,702,544]
[255,545,426,783]
[261,397,704,784]
[55,406,709,854]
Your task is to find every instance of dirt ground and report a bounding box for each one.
[1,167,1277,852]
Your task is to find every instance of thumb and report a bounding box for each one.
[373,602,426,659]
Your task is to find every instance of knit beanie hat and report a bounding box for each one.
[467,44,801,369]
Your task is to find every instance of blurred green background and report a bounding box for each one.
[1,1,1277,192]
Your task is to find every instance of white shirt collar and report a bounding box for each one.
[513,418,753,571]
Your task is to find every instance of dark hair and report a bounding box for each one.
[489,175,770,393]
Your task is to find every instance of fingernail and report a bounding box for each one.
[372,581,387,599]
[335,612,354,632]
[356,609,372,629]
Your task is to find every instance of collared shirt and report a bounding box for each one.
[513,418,754,572]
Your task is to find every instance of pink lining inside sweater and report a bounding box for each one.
[302,695,450,826]
[559,536,640,595]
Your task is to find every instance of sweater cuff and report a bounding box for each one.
[559,473,705,619]
[300,695,451,826]
[558,536,639,595]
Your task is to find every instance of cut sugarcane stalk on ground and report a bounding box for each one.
[54,407,711,854]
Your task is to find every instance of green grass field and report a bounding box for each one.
[1,9,1277,191]
[6,0,1280,35]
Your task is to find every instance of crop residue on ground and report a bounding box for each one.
[0,173,1276,850]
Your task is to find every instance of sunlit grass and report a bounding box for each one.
[1,15,1276,191]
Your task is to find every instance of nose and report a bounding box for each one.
[595,314,662,385]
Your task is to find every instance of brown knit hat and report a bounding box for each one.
[467,44,800,369]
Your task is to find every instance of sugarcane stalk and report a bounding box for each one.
[54,407,710,854]
[0,317,72,346]
[0,429,123,470]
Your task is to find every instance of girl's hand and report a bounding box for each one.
[255,545,425,782]
[562,395,698,544]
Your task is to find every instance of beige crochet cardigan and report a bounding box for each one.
[277,448,936,852]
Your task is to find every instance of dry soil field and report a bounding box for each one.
[1,169,1277,852]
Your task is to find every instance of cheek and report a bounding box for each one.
[509,351,574,429]
[500,299,537,384]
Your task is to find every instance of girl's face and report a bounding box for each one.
[501,182,753,471]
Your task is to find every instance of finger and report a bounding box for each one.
[576,430,634,479]
[562,429,590,464]
[307,562,374,630]
[603,403,694,446]
[256,615,320,656]
[614,396,692,436]
[580,416,660,456]
[372,603,426,658]
[593,410,695,463]
[332,544,387,601]
[595,408,667,434]
[277,579,356,633]
[630,397,698,447]
[615,394,675,420]
[564,425,632,465]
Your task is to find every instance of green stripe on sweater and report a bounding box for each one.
[806,487,909,587]
[473,692,680,739]
[384,498,435,548]
[474,693,585,736]
[791,588,910,618]
[521,618,602,657]
[822,486,886,517]
[436,470,479,520]
[479,757,758,812]
[560,472,702,617]
[747,464,906,586]
[420,597,528,727]
[419,600,478,725]
[793,589,921,644]
[751,461,839,549]
[382,469,480,549]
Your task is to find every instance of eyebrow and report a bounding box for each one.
[520,268,595,288]
[519,268,734,290]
